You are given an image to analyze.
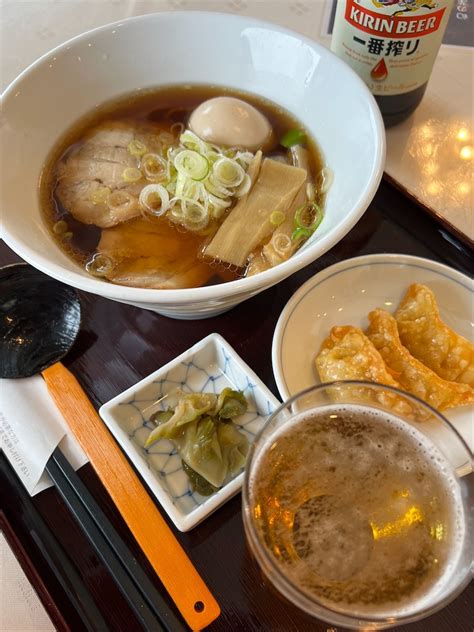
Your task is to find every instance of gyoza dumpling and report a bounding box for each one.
[367,309,474,411]
[395,284,474,386]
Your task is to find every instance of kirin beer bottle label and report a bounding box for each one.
[331,0,454,96]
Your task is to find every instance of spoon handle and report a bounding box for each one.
[42,361,221,631]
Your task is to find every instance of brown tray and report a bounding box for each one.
[1,179,472,631]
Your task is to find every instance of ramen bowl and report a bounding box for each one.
[1,12,385,319]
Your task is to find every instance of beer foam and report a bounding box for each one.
[249,405,467,619]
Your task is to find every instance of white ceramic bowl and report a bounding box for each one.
[1,12,385,319]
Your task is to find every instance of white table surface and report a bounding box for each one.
[0,533,54,632]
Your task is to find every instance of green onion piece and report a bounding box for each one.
[280,129,307,148]
[108,190,134,210]
[212,157,245,188]
[294,204,313,229]
[291,227,312,241]
[53,220,68,235]
[291,202,324,241]
[310,203,324,231]
[85,253,114,277]
[234,174,251,198]
[139,184,170,217]
[306,182,316,201]
[122,167,142,183]
[128,139,147,157]
[141,153,168,182]
[170,122,185,137]
[179,130,212,155]
[90,186,111,205]
[63,231,73,240]
[174,149,209,181]
[272,233,292,256]
[270,211,285,226]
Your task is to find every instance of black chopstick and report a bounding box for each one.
[45,452,162,631]
[47,448,185,632]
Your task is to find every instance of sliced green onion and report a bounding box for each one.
[207,192,231,219]
[295,202,323,229]
[108,190,134,211]
[180,130,210,154]
[170,198,209,231]
[292,202,324,241]
[311,204,324,231]
[207,191,231,210]
[270,211,285,226]
[170,122,185,137]
[158,131,175,147]
[272,233,292,256]
[86,253,114,277]
[168,201,185,221]
[280,129,307,148]
[63,231,73,240]
[291,227,312,241]
[234,174,251,198]
[294,204,313,229]
[141,153,168,182]
[165,181,176,195]
[139,184,170,217]
[128,139,147,157]
[183,200,208,226]
[90,186,111,205]
[122,167,142,183]
[235,151,254,167]
[186,180,205,201]
[53,220,68,235]
[132,127,258,231]
[205,177,232,200]
[174,150,209,181]
[174,171,186,198]
[321,166,334,194]
[212,157,245,188]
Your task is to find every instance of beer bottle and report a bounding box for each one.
[331,0,454,126]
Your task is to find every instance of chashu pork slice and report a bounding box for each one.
[97,217,213,289]
[55,120,164,228]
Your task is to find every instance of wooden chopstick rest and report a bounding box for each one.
[42,362,221,631]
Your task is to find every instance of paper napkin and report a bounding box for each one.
[0,375,88,495]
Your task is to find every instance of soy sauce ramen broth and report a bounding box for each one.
[40,85,325,289]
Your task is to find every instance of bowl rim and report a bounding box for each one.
[1,10,386,304]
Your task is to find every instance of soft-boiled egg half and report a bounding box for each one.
[189,96,274,151]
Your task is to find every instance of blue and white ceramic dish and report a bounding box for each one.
[100,333,280,531]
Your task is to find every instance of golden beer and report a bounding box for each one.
[243,384,471,628]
